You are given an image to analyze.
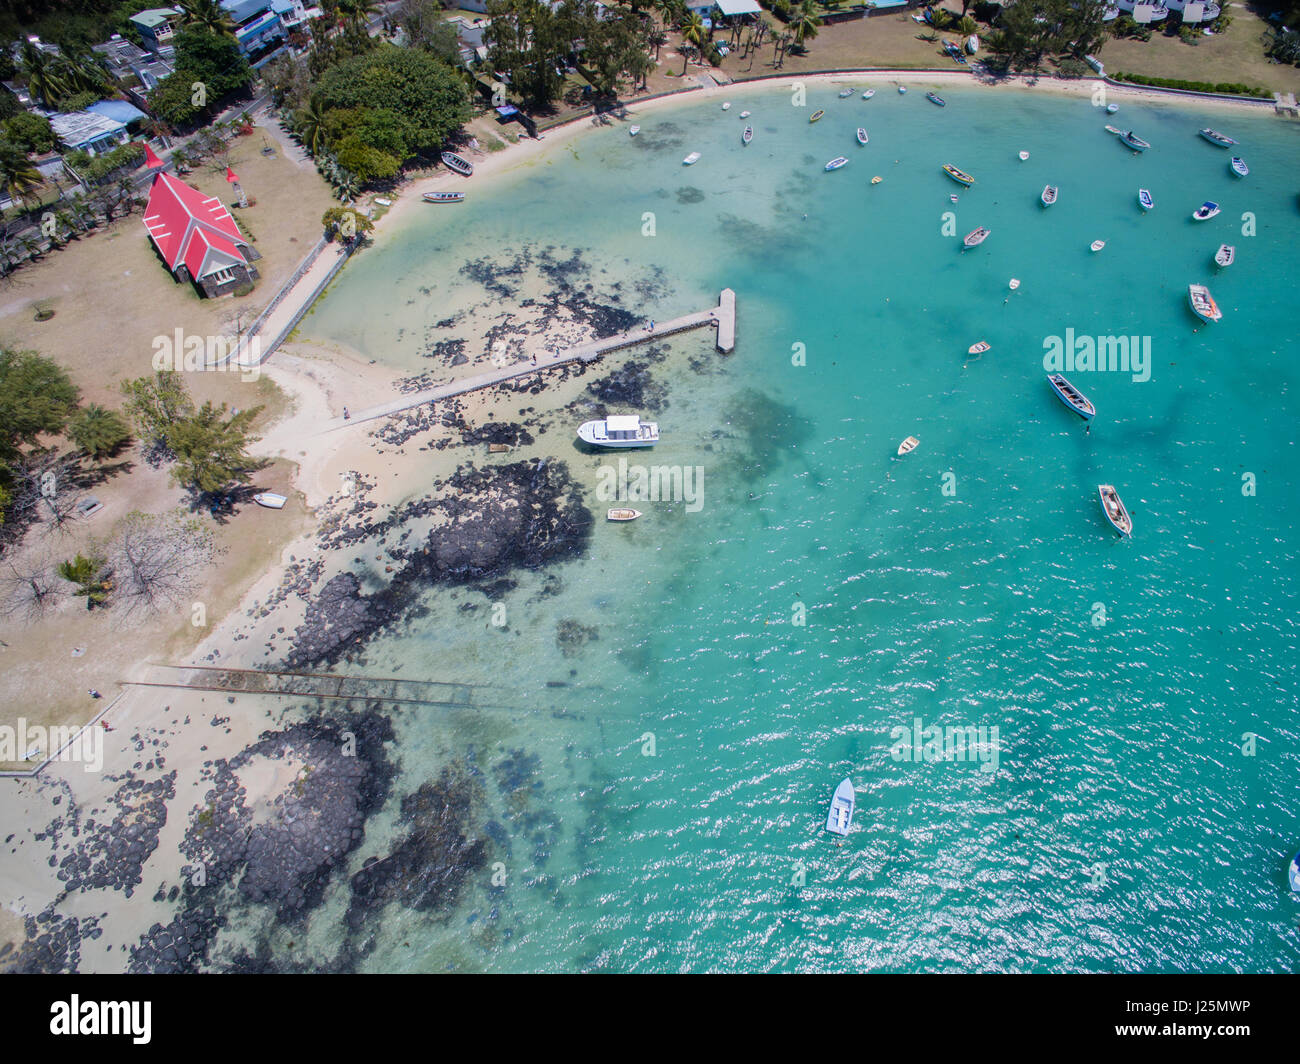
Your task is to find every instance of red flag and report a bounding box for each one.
[143,143,164,169]
[226,167,239,183]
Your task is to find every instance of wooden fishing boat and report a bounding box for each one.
[897,436,920,456]
[440,150,473,176]
[963,226,990,248]
[1098,484,1132,537]
[1199,127,1236,148]
[1214,244,1235,268]
[825,778,855,836]
[862,89,875,99]
[1192,200,1220,221]
[825,156,849,171]
[856,128,869,145]
[606,508,642,522]
[422,191,464,203]
[942,163,975,187]
[682,151,701,165]
[838,87,854,98]
[1041,184,1058,206]
[1138,187,1154,211]
[1047,374,1096,421]
[871,176,883,184]
[809,109,825,123]
[1090,239,1106,252]
[1119,130,1150,152]
[1230,156,1249,178]
[1187,283,1222,323]
[968,341,990,355]
[742,126,753,145]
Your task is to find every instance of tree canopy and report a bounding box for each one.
[150,27,253,126]
[987,0,1111,71]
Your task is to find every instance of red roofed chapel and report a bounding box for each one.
[142,171,260,297]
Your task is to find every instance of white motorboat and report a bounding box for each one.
[683,152,701,165]
[607,508,642,522]
[968,341,990,355]
[722,101,731,110]
[1090,239,1106,252]
[739,110,751,118]
[1106,102,1119,113]
[577,415,659,448]
[1018,150,1029,160]
[1041,184,1058,206]
[1192,201,1220,221]
[742,126,753,145]
[1187,283,1222,323]
[1214,244,1235,268]
[825,778,855,836]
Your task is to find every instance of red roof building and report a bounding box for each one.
[142,171,259,296]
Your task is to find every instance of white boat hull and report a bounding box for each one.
[826,778,855,836]
[577,418,659,448]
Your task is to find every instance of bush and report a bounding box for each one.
[1057,57,1088,78]
[1112,72,1272,98]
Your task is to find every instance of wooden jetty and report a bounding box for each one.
[332,288,736,429]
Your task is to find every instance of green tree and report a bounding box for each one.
[0,140,44,209]
[68,404,131,459]
[322,204,377,240]
[681,11,708,73]
[4,113,57,155]
[19,40,68,108]
[484,0,572,108]
[790,0,821,49]
[176,0,238,38]
[397,0,462,62]
[58,553,110,606]
[120,370,194,452]
[0,348,80,461]
[150,27,253,125]
[166,401,263,495]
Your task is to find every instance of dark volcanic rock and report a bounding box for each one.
[285,572,376,670]
[54,774,175,896]
[128,906,225,974]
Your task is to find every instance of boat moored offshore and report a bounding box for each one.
[963,226,990,248]
[1199,127,1236,147]
[1214,244,1235,268]
[943,163,975,187]
[1138,188,1154,211]
[1192,201,1220,221]
[683,151,701,165]
[825,778,855,836]
[1187,283,1222,323]
[1098,484,1133,537]
[927,92,946,106]
[1047,374,1096,421]
[1230,156,1249,177]
[1041,184,1058,206]
[856,128,869,145]
[1119,130,1150,152]
[577,415,659,448]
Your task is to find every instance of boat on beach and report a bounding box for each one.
[742,126,753,145]
[422,191,464,203]
[856,128,869,145]
[1138,188,1154,211]
[897,436,920,456]
[825,156,849,171]
[826,778,855,836]
[1047,374,1096,421]
[1041,184,1058,206]
[1098,484,1132,537]
[968,341,990,354]
[1199,128,1236,147]
[1214,244,1235,268]
[1192,201,1220,221]
[578,415,659,448]
[1188,283,1222,323]
[943,163,975,187]
[809,109,825,123]
[683,151,701,165]
[606,508,642,522]
[927,92,946,106]
[1230,156,1248,177]
[440,151,473,176]
[254,492,287,509]
[1119,130,1150,152]
[963,226,990,248]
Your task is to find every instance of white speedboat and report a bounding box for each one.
[1098,484,1132,537]
[629,125,640,136]
[1041,184,1058,206]
[683,152,701,165]
[1214,244,1235,268]
[742,126,753,145]
[577,415,659,448]
[825,156,849,171]
[856,128,868,145]
[1230,156,1248,177]
[897,435,919,456]
[1187,283,1222,323]
[739,110,751,118]
[968,341,990,355]
[1009,278,1020,291]
[1192,201,1220,221]
[1138,188,1154,211]
[825,778,855,836]
[607,508,642,521]
[254,492,287,509]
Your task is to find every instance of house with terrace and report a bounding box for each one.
[143,171,260,297]
[129,7,182,54]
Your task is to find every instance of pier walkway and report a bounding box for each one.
[330,288,735,429]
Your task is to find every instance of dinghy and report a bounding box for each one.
[1199,127,1236,148]
[722,101,731,110]
[826,778,855,836]
[926,92,946,107]
[1187,283,1222,323]
[968,341,990,355]
[739,110,751,118]
[1214,244,1235,268]
[422,191,464,203]
[897,436,920,456]
[254,492,287,509]
[898,85,907,94]
[1041,184,1058,206]
[942,163,975,187]
[1138,188,1154,211]
[871,176,883,184]
[1230,156,1248,177]
[1018,150,1029,161]
[856,128,869,145]
[1119,130,1150,152]
[629,125,640,136]
[963,226,990,248]
[838,88,855,98]
[606,508,642,522]
[742,126,753,145]
[1090,239,1106,252]
[862,89,875,100]
[1104,125,1124,135]
[440,150,474,176]
[1047,374,1096,421]
[1098,484,1132,537]
[1106,102,1119,113]
[809,109,825,123]
[1192,201,1220,221]
[825,156,849,171]
[1009,278,1020,291]
[682,151,701,165]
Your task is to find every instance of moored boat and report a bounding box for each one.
[578,415,659,448]
[440,150,473,176]
[927,91,946,106]
[862,89,875,99]
[1104,125,1124,135]
[1192,200,1220,221]
[1119,130,1150,152]
[825,156,849,171]
[742,126,753,145]
[739,110,751,118]
[871,176,882,184]
[1138,187,1154,211]
[1230,156,1248,178]
[968,341,990,355]
[683,151,701,165]
[1290,851,1300,893]
[942,163,975,187]
[1098,484,1132,536]
[826,778,855,836]
[422,191,465,203]
[253,492,287,509]
[607,508,642,522]
[897,435,920,456]
[1047,373,1096,421]
[1106,102,1119,113]
[629,125,640,136]
[838,88,854,98]
[722,101,731,110]
[809,109,825,123]
[1018,150,1029,160]
[1187,283,1222,323]
[856,127,869,145]
[1041,184,1058,206]
[1214,244,1235,268]
[898,85,907,94]
[1199,127,1236,148]
[1090,239,1106,252]
[963,226,990,248]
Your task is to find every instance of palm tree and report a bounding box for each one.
[295,99,328,156]
[0,146,44,210]
[336,0,378,28]
[68,405,131,460]
[58,554,109,607]
[20,40,69,108]
[681,12,708,74]
[654,0,683,30]
[57,48,113,97]
[176,0,238,38]
[790,0,822,50]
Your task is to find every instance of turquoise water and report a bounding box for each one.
[304,84,1300,972]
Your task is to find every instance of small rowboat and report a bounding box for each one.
[1289,851,1300,893]
[871,176,882,184]
[1138,188,1154,211]
[1192,201,1220,221]
[1098,484,1132,537]
[1104,125,1124,135]
[897,436,919,456]
[862,89,875,99]
[1018,150,1029,161]
[963,226,990,248]
[943,163,975,187]
[1214,244,1235,268]
[927,92,945,106]
[1188,283,1222,323]
[838,88,854,98]
[825,156,849,171]
[1041,184,1058,206]
[968,341,990,355]
[722,101,731,110]
[629,125,640,136]
[1106,102,1119,113]
[1199,127,1236,148]
[423,191,464,203]
[826,778,855,836]
[254,492,287,509]
[1230,156,1248,178]
[1047,373,1095,421]
[739,110,751,118]
[809,109,825,123]
[742,126,753,145]
[1090,239,1106,252]
[440,150,473,176]
[898,85,907,94]
[856,128,869,145]
[1009,278,1020,291]
[683,151,701,165]
[1119,130,1150,152]
[607,508,642,522]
